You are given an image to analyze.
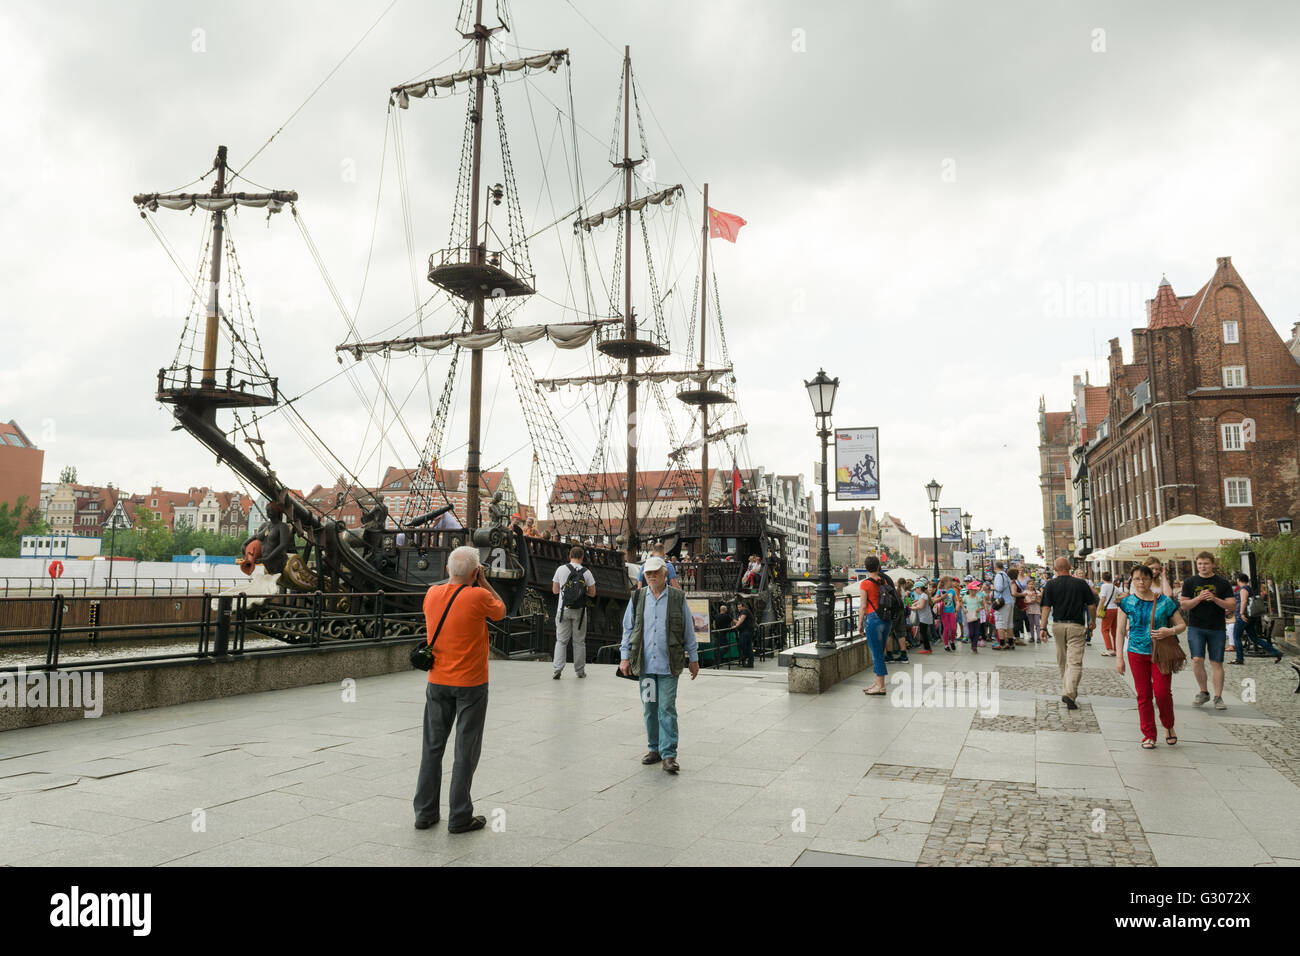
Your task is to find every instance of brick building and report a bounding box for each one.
[377,466,517,530]
[1063,374,1109,561]
[548,469,724,536]
[1087,258,1300,550]
[0,421,43,517]
[1038,399,1073,564]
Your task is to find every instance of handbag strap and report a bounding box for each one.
[428,584,469,650]
[1149,595,1161,640]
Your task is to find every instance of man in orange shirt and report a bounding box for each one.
[413,545,506,834]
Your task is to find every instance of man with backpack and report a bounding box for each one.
[859,556,899,695]
[552,545,597,679]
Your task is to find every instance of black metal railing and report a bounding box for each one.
[0,590,481,672]
[487,613,545,659]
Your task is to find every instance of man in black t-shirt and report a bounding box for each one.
[712,604,735,666]
[1039,557,1099,710]
[1179,551,1236,710]
[734,600,756,668]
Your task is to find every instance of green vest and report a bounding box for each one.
[628,586,688,677]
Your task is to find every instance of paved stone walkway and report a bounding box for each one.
[1,641,1296,866]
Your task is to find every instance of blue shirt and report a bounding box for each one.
[1118,593,1178,655]
[620,584,700,675]
[636,561,678,585]
[993,571,1012,603]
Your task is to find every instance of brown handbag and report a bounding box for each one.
[1151,596,1186,675]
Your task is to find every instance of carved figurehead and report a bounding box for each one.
[240,500,316,591]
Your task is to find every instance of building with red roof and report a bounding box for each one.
[1079,258,1300,553]
[0,420,44,518]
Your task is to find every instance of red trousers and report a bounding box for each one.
[1128,650,1174,741]
[1100,609,1117,651]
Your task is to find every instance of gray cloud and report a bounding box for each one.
[4,0,1299,552]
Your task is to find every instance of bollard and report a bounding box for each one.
[214,595,232,658]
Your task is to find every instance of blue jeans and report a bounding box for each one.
[640,673,680,758]
[1234,618,1281,662]
[1187,626,1227,663]
[864,612,888,677]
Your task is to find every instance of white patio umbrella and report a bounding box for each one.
[1106,514,1250,562]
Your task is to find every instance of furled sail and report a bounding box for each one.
[337,319,620,360]
[391,51,568,107]
[574,185,684,232]
[535,366,734,390]
[133,192,298,213]
[668,424,749,460]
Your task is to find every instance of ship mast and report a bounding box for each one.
[464,0,498,534]
[201,147,230,396]
[698,182,710,553]
[620,46,642,562]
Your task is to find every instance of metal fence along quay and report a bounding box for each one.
[0,590,546,672]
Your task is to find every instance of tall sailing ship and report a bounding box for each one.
[133,1,788,657]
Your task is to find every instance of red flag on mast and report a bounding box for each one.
[708,207,746,242]
[731,462,741,511]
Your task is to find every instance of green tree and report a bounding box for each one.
[58,465,77,485]
[0,495,45,558]
[132,506,173,562]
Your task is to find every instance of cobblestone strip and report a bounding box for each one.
[993,665,1135,699]
[1225,720,1300,788]
[1036,698,1101,733]
[917,778,1155,867]
[866,764,952,786]
[975,699,1101,734]
[974,714,1037,734]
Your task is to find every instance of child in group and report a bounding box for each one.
[939,577,959,651]
[741,554,761,589]
[962,581,983,654]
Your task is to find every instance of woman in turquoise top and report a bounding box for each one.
[1116,564,1186,749]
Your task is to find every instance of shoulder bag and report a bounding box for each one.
[410,584,469,671]
[1152,596,1186,676]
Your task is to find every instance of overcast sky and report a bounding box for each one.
[4,0,1300,554]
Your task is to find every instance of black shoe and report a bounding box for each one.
[414,816,439,830]
[448,815,487,834]
[641,751,662,765]
[1062,695,1078,710]
[577,671,586,678]
[552,671,561,679]
[662,757,680,774]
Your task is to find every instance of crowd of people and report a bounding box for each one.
[856,552,1286,745]
[409,540,1290,833]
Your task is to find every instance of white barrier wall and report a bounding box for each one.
[0,557,248,588]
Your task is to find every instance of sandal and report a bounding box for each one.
[863,688,887,696]
[1166,732,1177,746]
[1141,739,1156,750]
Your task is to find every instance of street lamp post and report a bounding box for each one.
[805,369,840,648]
[961,511,972,577]
[926,479,942,582]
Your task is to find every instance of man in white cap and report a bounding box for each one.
[619,555,700,774]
